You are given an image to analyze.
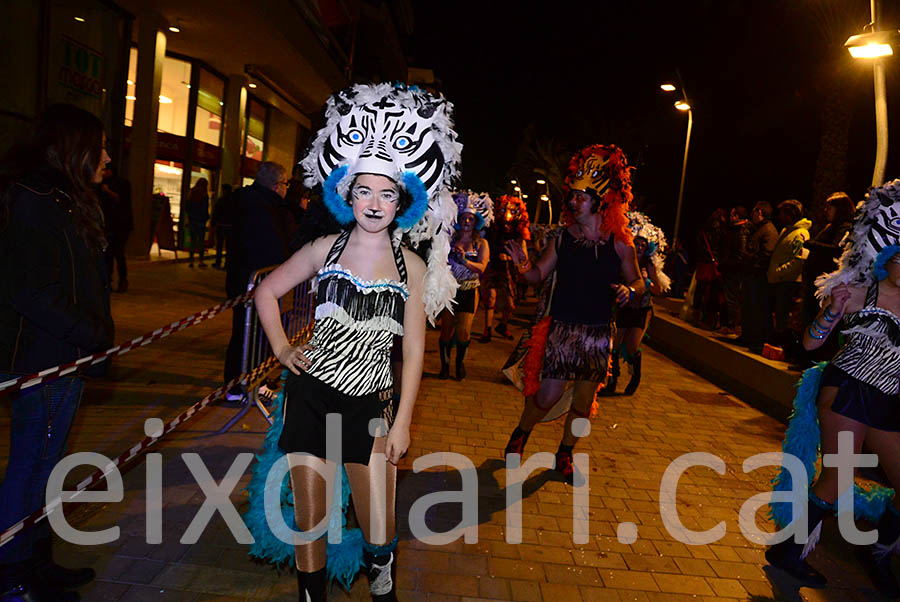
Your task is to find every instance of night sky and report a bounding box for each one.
[411,0,900,245]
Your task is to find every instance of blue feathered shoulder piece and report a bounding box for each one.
[242,371,396,589]
[768,363,894,528]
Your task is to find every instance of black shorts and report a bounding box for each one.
[278,370,395,464]
[821,363,900,432]
[617,306,651,329]
[454,286,478,313]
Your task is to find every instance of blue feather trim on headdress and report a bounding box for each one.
[873,244,900,281]
[768,363,894,528]
[396,172,429,230]
[323,165,354,225]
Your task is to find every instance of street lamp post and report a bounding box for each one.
[661,82,693,251]
[844,0,898,187]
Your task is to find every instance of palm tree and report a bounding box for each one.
[801,0,869,220]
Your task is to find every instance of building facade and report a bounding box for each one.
[1,0,412,256]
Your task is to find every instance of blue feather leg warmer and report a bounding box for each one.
[242,370,397,590]
[768,363,894,529]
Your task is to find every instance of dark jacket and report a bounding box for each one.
[746,219,778,275]
[0,170,114,374]
[803,221,852,283]
[721,219,752,274]
[99,175,133,237]
[186,189,210,226]
[225,183,297,297]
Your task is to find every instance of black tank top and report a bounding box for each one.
[550,230,620,325]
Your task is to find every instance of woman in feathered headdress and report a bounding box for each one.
[501,144,644,484]
[438,191,493,379]
[766,180,900,597]
[244,83,461,602]
[603,211,671,396]
[477,194,530,342]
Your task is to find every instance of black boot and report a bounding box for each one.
[364,550,397,602]
[1,561,79,602]
[296,567,327,602]
[438,340,452,379]
[32,537,94,591]
[504,426,531,457]
[623,350,642,396]
[865,506,900,598]
[599,350,619,396]
[764,495,829,588]
[455,340,469,380]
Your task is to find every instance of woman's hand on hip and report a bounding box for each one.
[277,343,314,375]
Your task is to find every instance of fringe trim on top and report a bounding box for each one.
[316,270,406,328]
[767,363,895,529]
[315,302,404,336]
[317,264,410,297]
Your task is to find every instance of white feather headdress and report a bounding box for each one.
[627,211,671,292]
[300,83,463,321]
[816,179,900,300]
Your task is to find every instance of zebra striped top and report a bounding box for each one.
[832,283,900,395]
[303,229,409,396]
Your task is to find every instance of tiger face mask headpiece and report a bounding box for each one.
[816,179,900,299]
[560,144,634,241]
[300,83,464,321]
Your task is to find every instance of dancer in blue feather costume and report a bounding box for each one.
[765,180,900,597]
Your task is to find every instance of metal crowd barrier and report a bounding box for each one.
[217,265,315,433]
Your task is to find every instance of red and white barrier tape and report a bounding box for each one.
[0,291,254,395]
[0,322,315,548]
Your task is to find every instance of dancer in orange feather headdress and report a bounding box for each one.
[501,144,643,484]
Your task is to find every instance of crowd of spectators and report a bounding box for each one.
[682,192,856,364]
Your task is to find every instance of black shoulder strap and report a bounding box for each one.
[391,235,408,283]
[325,229,351,266]
[865,281,879,308]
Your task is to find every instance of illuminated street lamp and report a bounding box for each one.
[845,14,899,186]
[661,81,693,250]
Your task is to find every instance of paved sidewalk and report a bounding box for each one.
[1,262,892,601]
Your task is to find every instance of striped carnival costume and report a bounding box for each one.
[502,144,645,485]
[767,179,900,596]
[243,83,461,602]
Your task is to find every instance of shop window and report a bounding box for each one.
[153,160,183,223]
[157,55,191,135]
[245,98,266,161]
[194,68,224,146]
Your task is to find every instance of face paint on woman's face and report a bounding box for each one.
[350,173,399,232]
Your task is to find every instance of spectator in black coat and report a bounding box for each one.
[223,161,296,400]
[211,183,234,270]
[99,164,133,292]
[0,104,114,602]
[186,178,210,267]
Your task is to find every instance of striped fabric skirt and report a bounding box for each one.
[541,319,613,383]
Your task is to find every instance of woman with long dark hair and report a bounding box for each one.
[0,104,114,601]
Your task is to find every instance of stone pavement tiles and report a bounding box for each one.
[1,262,894,601]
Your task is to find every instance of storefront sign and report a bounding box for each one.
[58,36,103,99]
[124,127,222,169]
